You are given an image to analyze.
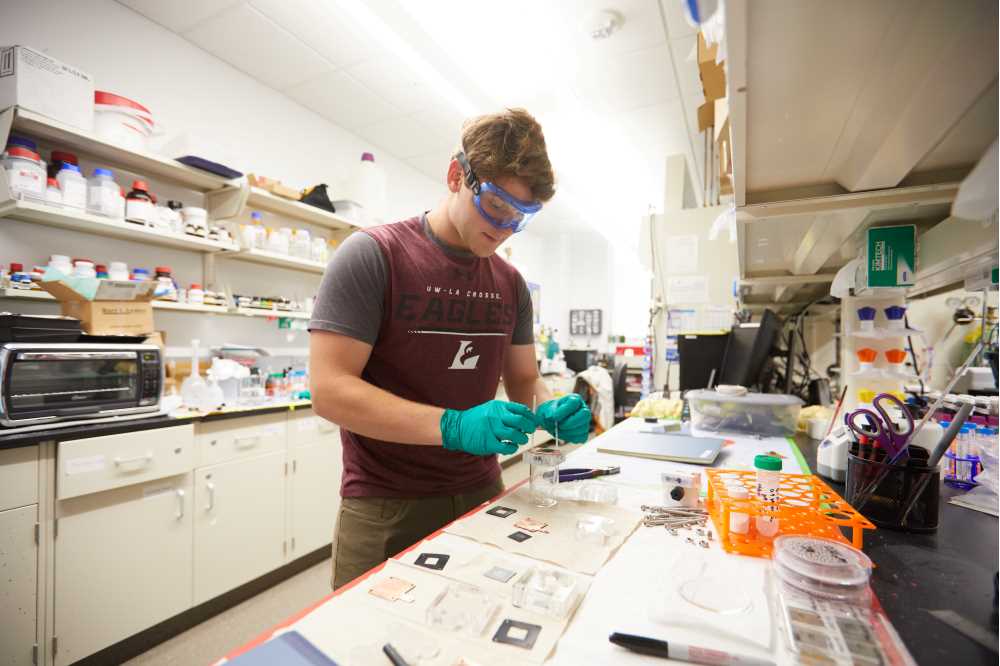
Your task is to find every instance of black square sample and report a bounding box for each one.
[493,619,542,649]
[486,505,517,518]
[508,531,532,542]
[414,553,450,571]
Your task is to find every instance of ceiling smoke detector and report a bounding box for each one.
[584,9,624,40]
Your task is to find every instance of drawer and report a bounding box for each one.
[287,409,340,449]
[57,425,194,501]
[195,413,287,467]
[0,445,39,511]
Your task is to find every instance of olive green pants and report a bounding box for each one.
[331,476,505,589]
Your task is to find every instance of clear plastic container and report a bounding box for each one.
[266,227,290,254]
[87,168,120,218]
[574,514,616,546]
[526,446,565,507]
[166,201,185,234]
[686,389,803,437]
[3,146,46,198]
[754,454,782,537]
[425,584,498,637]
[512,567,580,619]
[72,260,96,279]
[48,254,72,276]
[56,163,87,209]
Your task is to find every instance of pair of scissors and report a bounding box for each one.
[558,466,620,482]
[845,393,914,459]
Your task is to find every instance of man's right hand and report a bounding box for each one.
[440,400,536,456]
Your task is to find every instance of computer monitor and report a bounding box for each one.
[719,309,782,389]
[678,333,730,391]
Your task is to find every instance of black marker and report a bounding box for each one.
[382,642,410,666]
[609,632,774,665]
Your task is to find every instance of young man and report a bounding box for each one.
[309,108,591,589]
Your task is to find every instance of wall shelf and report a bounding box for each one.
[1,106,234,192]
[0,198,240,253]
[223,248,326,274]
[246,187,357,231]
[234,307,311,320]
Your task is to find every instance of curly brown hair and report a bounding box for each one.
[460,108,556,203]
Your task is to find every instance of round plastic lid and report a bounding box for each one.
[93,168,113,177]
[189,283,202,289]
[47,178,58,187]
[60,163,81,174]
[754,454,782,471]
[251,211,263,221]
[155,266,172,274]
[526,446,565,467]
[7,135,37,151]
[361,152,375,162]
[773,535,872,589]
[131,180,149,191]
[133,268,149,275]
[7,146,41,161]
[9,263,23,272]
[50,150,78,164]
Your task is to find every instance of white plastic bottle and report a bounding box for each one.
[87,168,119,217]
[57,163,87,209]
[754,454,782,537]
[45,178,61,204]
[347,152,386,226]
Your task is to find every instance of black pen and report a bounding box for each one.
[609,632,774,666]
[382,642,410,666]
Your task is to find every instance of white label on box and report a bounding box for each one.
[65,454,106,475]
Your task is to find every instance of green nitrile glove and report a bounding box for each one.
[535,394,591,443]
[440,400,536,456]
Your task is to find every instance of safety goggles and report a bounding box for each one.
[455,151,542,233]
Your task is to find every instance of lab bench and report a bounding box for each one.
[219,426,997,666]
[0,402,341,666]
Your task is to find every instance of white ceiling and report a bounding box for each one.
[117,0,707,237]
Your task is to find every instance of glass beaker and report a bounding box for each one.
[526,447,565,507]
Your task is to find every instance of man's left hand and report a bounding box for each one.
[535,394,591,443]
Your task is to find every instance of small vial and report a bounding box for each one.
[754,454,782,538]
[526,447,564,508]
[728,485,750,535]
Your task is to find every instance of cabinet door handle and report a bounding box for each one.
[292,459,297,473]
[234,435,261,450]
[176,488,185,519]
[114,451,153,466]
[205,482,216,512]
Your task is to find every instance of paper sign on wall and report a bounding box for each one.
[666,276,708,304]
[664,235,699,274]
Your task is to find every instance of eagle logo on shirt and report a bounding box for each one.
[448,340,480,370]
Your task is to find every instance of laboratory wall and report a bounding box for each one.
[0,0,609,361]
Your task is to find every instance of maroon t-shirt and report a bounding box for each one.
[309,216,533,498]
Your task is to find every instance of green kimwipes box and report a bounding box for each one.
[866,225,915,288]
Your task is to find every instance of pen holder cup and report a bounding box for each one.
[845,452,939,533]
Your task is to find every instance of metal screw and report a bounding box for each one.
[699,540,709,548]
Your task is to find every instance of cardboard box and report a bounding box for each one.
[0,46,94,131]
[39,279,156,336]
[697,34,726,101]
[697,101,715,133]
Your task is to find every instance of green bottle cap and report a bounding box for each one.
[754,454,783,472]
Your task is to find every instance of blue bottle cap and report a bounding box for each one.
[60,163,81,174]
[251,211,263,221]
[884,305,907,320]
[6,135,37,151]
[857,306,877,321]
[93,168,114,177]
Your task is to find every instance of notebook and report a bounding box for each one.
[597,432,724,465]
[225,631,338,666]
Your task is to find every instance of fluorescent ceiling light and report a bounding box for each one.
[333,0,480,117]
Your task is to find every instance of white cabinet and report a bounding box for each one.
[286,411,341,556]
[0,445,39,511]
[193,450,287,604]
[288,438,342,556]
[0,504,38,666]
[54,475,193,666]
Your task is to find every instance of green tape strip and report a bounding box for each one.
[788,436,811,475]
